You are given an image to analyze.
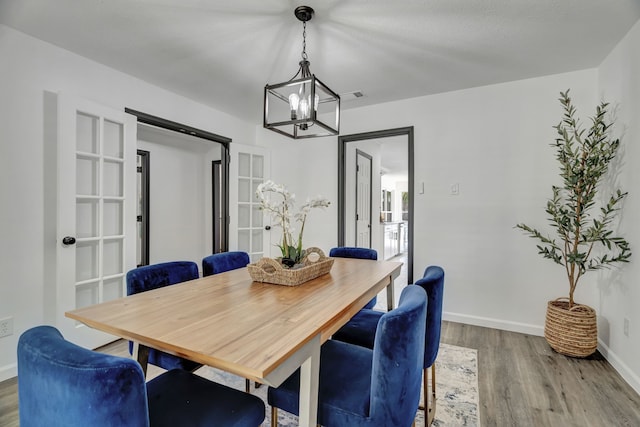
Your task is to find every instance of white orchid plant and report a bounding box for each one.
[256,180,330,267]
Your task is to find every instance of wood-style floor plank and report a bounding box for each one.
[2,321,639,426]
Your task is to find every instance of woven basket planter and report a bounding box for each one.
[247,247,334,286]
[544,298,597,358]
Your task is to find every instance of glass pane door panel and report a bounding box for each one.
[103,277,124,302]
[238,230,250,252]
[103,120,124,158]
[252,205,263,227]
[103,200,123,236]
[252,155,264,178]
[251,179,262,199]
[252,229,263,253]
[103,160,123,197]
[76,156,99,196]
[238,204,250,228]
[76,283,99,309]
[238,178,251,202]
[76,199,99,238]
[76,113,99,154]
[103,239,123,276]
[238,153,250,177]
[76,241,99,282]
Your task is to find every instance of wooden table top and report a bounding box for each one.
[66,258,402,383]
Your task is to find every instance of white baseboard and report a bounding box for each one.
[443,311,544,337]
[0,363,17,383]
[597,339,640,396]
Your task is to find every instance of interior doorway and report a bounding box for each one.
[125,108,231,261]
[338,127,414,284]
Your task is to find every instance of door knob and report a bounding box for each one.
[62,236,76,245]
[265,225,271,231]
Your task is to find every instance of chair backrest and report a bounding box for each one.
[329,247,377,260]
[370,285,426,426]
[202,251,250,276]
[414,265,445,368]
[126,261,199,295]
[18,326,149,427]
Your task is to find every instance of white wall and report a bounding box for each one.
[0,25,255,381]
[596,19,640,392]
[256,130,339,254]
[137,127,222,268]
[262,69,597,333]
[259,63,640,392]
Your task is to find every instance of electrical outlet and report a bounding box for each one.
[624,318,630,337]
[0,317,13,338]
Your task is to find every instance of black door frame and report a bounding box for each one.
[136,149,150,266]
[211,160,223,253]
[338,126,414,284]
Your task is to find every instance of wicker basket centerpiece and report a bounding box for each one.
[247,247,334,286]
[544,298,597,358]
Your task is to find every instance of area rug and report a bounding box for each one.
[197,343,479,427]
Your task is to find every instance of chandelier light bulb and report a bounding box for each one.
[288,93,300,119]
[299,97,310,118]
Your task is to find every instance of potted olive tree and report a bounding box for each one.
[516,90,631,357]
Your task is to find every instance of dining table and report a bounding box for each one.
[66,256,402,427]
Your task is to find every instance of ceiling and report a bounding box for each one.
[1,0,640,125]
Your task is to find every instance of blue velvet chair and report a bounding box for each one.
[329,246,378,309]
[332,265,445,426]
[17,325,265,427]
[202,251,252,392]
[202,251,250,276]
[267,285,426,427]
[126,261,201,372]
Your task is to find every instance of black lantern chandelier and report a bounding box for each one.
[264,6,340,139]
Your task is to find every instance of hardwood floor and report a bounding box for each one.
[441,322,640,426]
[0,376,18,427]
[2,321,639,426]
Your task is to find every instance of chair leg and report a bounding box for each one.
[427,364,437,426]
[245,378,250,393]
[419,364,437,426]
[271,406,278,427]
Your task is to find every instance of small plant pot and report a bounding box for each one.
[544,298,597,358]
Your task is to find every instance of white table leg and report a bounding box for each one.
[298,335,321,427]
[386,276,395,311]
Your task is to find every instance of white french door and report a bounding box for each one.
[228,144,272,262]
[55,95,136,349]
[356,150,372,248]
